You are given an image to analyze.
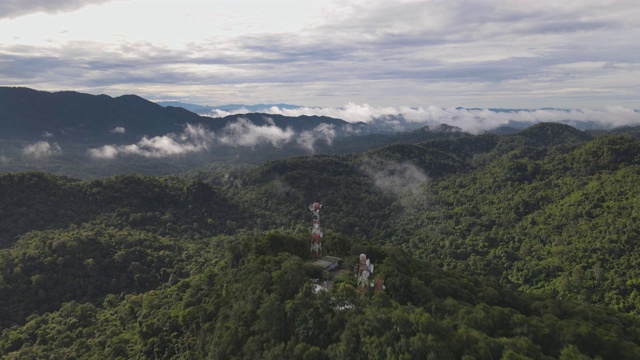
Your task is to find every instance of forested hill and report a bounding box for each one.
[0,172,246,248]
[0,87,356,144]
[0,87,200,142]
[2,122,640,358]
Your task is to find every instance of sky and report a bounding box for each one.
[1,0,640,112]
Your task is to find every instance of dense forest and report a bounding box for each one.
[1,122,640,359]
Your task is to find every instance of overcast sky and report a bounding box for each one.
[1,0,639,110]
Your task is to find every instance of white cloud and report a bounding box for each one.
[88,119,334,159]
[207,108,251,118]
[22,141,62,158]
[359,156,429,198]
[217,117,295,148]
[0,0,114,20]
[296,123,337,152]
[110,126,125,134]
[206,104,640,134]
[88,144,119,159]
[204,103,402,123]
[89,123,212,159]
[1,0,639,109]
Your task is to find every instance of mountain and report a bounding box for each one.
[0,87,202,142]
[514,122,593,146]
[0,87,478,178]
[0,87,356,144]
[156,101,302,114]
[155,101,214,113]
[213,112,365,133]
[5,92,640,359]
[2,127,640,357]
[1,87,637,180]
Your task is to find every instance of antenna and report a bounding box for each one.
[309,199,323,257]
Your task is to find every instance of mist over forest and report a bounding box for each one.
[2,87,639,178]
[3,0,640,357]
[2,88,640,359]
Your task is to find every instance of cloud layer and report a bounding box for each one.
[206,104,640,134]
[0,0,113,20]
[88,119,336,159]
[0,0,639,109]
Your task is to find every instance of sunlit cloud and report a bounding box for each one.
[22,141,62,158]
[110,126,125,134]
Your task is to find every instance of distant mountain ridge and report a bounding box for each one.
[0,87,198,142]
[213,112,366,133]
[157,101,302,114]
[4,87,640,179]
[0,87,496,177]
[0,87,355,143]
